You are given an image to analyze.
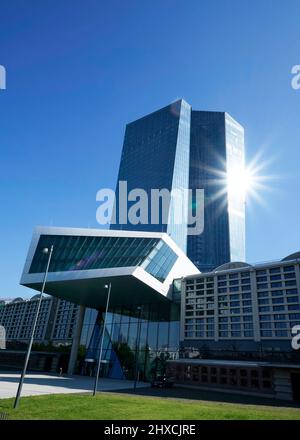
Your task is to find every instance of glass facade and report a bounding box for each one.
[188,111,245,272]
[111,101,245,272]
[111,99,191,253]
[29,234,178,283]
[82,302,180,381]
[225,114,246,262]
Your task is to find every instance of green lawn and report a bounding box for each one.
[1,392,300,420]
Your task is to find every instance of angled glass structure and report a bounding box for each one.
[20,226,199,381]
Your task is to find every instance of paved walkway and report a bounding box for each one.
[0,372,149,399]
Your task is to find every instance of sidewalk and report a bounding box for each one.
[0,372,149,399]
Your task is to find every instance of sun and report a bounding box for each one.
[205,149,275,210]
[227,165,255,199]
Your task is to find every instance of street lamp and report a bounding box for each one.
[13,245,54,409]
[133,305,143,392]
[93,282,112,396]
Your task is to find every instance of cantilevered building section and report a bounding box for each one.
[20,226,199,308]
[20,226,199,380]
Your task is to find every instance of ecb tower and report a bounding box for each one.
[111,99,245,272]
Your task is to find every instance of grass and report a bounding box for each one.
[0,392,300,420]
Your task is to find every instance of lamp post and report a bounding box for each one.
[13,245,54,409]
[133,306,143,392]
[93,282,111,396]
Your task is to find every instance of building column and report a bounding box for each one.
[67,305,85,376]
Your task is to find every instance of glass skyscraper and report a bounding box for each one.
[111,99,191,254]
[188,111,246,272]
[112,100,245,272]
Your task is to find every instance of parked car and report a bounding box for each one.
[151,375,174,388]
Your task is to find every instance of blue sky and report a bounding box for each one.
[0,0,299,298]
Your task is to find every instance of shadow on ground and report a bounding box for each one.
[109,385,300,409]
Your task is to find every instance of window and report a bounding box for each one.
[258,291,269,298]
[270,274,281,281]
[219,317,228,323]
[285,280,297,287]
[260,314,271,321]
[259,306,270,312]
[272,297,284,304]
[275,322,287,329]
[284,272,295,279]
[257,284,268,290]
[229,280,239,286]
[287,296,298,303]
[271,282,282,288]
[259,299,269,305]
[274,314,286,320]
[257,276,267,282]
[288,305,300,311]
[261,330,272,337]
[241,278,251,284]
[270,267,280,274]
[275,330,288,337]
[260,322,272,329]
[272,290,284,297]
[283,265,295,272]
[256,270,267,275]
[286,289,298,295]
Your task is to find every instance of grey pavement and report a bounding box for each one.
[0,372,149,399]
